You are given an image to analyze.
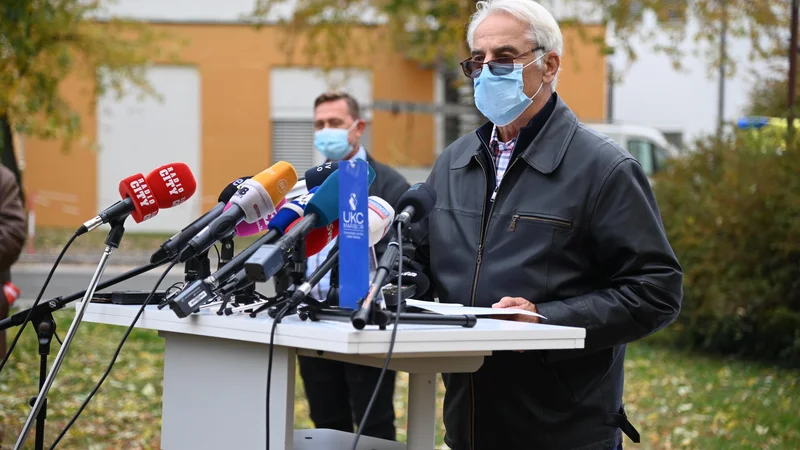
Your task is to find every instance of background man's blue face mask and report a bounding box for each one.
[314,120,360,160]
[473,53,546,126]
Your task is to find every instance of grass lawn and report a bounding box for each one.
[1,310,798,449]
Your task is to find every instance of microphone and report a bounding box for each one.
[232,162,335,237]
[231,199,286,237]
[179,161,298,262]
[287,196,394,306]
[382,269,430,300]
[167,188,318,318]
[366,196,395,245]
[352,183,437,329]
[150,176,252,263]
[243,165,376,283]
[304,162,339,190]
[393,182,437,227]
[285,218,340,257]
[80,162,197,235]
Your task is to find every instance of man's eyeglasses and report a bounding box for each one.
[460,46,546,79]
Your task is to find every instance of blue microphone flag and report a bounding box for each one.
[338,159,370,310]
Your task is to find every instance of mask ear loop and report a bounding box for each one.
[346,119,361,153]
[522,50,548,101]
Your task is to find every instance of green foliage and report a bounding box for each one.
[2,312,798,448]
[0,0,173,147]
[596,0,787,76]
[747,72,800,119]
[652,131,800,366]
[249,0,789,80]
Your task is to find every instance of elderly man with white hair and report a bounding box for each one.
[408,1,683,449]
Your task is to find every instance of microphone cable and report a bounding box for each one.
[352,221,404,450]
[0,228,80,374]
[264,285,296,450]
[48,260,178,449]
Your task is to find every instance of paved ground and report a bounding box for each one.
[10,263,186,308]
[9,262,277,311]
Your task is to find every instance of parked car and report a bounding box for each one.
[584,122,681,179]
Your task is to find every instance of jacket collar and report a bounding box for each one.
[451,94,578,174]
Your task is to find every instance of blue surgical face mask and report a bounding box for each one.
[473,53,546,126]
[314,120,359,161]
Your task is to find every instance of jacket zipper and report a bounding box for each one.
[468,153,519,450]
[509,214,572,231]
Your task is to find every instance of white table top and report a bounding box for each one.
[81,302,585,355]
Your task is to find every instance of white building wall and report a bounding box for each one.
[608,11,770,143]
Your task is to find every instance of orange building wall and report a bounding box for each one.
[556,25,607,122]
[22,22,605,229]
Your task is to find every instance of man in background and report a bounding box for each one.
[0,162,27,356]
[298,92,409,440]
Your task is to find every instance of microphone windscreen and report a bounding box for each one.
[387,269,430,298]
[266,187,318,234]
[304,164,376,226]
[304,162,339,189]
[397,182,437,223]
[218,176,252,203]
[145,162,198,209]
[252,161,298,207]
[367,196,394,246]
[228,198,286,237]
[287,218,339,257]
[118,173,159,223]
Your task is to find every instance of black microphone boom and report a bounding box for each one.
[165,228,281,317]
[288,241,339,307]
[243,213,318,283]
[351,183,437,329]
[150,202,226,263]
[150,176,251,263]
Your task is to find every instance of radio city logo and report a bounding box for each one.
[159,167,188,205]
[342,192,364,230]
[129,177,156,208]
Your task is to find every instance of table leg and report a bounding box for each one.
[159,331,295,450]
[405,372,437,450]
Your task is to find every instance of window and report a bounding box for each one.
[271,120,373,173]
[272,120,315,172]
[653,146,671,172]
[627,139,655,176]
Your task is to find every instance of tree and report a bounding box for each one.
[0,0,170,150]
[250,0,789,75]
[748,74,800,119]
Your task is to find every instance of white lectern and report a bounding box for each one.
[81,303,585,450]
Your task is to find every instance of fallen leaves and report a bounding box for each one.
[1,312,798,449]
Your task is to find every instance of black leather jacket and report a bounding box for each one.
[410,94,683,450]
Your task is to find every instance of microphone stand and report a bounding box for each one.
[251,238,308,319]
[14,218,128,450]
[301,226,477,330]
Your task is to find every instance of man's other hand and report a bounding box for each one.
[491,296,541,324]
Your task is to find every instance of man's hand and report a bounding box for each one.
[491,296,541,324]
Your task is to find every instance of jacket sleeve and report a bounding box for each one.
[0,166,27,271]
[535,157,682,361]
[407,169,436,300]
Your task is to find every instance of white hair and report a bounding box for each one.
[466,0,563,89]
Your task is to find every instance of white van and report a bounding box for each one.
[584,123,681,178]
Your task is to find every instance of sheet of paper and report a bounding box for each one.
[406,299,547,320]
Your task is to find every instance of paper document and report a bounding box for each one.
[406,299,547,320]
